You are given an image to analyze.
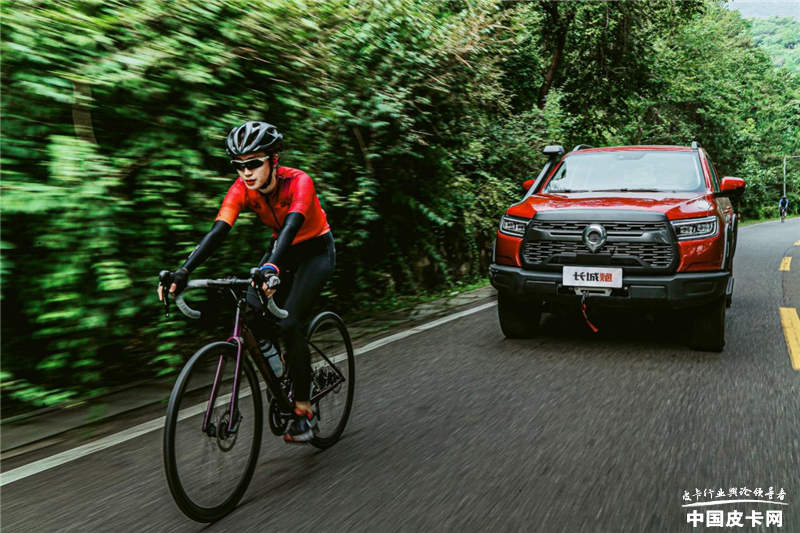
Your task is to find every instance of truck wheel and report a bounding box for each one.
[688,296,726,352]
[498,293,542,339]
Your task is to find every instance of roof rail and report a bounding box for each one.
[572,144,594,152]
[691,141,699,151]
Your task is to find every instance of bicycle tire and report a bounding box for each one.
[163,341,263,523]
[306,312,355,450]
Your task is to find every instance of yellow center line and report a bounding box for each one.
[780,257,792,271]
[795,240,800,246]
[780,308,800,370]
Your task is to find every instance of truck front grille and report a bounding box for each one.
[530,220,666,236]
[522,241,674,269]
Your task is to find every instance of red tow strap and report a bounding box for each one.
[580,293,599,333]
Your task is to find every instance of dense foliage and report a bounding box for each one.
[2,0,798,412]
[748,16,800,73]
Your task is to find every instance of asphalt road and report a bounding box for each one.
[2,219,799,532]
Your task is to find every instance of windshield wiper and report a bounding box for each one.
[549,189,589,193]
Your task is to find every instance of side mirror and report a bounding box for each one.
[522,179,534,192]
[715,177,746,199]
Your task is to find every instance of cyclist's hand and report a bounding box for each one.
[250,267,280,299]
[157,268,189,301]
[257,274,280,299]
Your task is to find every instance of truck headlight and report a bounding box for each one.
[671,216,718,240]
[499,215,530,237]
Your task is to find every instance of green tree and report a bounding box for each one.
[748,16,800,73]
[1,0,797,412]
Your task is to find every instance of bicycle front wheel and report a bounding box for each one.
[163,341,263,523]
[307,312,355,449]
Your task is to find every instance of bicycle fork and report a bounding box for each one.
[202,303,246,437]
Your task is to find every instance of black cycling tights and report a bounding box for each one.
[252,232,336,402]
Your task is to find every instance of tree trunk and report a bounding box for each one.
[72,82,97,146]
[537,2,575,109]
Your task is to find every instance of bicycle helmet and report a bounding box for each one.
[225,121,284,157]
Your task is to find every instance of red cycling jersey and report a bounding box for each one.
[215,166,331,244]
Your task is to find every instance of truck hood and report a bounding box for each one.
[507,192,715,221]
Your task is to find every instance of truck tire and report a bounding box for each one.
[688,296,726,352]
[498,293,542,339]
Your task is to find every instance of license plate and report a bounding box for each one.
[563,266,623,289]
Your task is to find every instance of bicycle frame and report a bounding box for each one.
[200,292,346,436]
[200,294,285,435]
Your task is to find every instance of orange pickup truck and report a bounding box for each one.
[489,143,746,352]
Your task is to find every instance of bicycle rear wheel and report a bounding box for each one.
[163,341,263,523]
[306,312,355,449]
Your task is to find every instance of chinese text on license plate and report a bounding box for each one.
[563,266,623,289]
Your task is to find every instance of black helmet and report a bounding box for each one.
[225,121,283,157]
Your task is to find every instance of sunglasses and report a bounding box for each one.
[230,156,270,171]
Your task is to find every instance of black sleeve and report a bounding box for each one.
[180,220,232,273]
[258,212,305,269]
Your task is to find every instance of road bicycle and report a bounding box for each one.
[158,271,355,523]
[781,208,787,223]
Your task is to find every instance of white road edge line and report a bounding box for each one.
[0,300,497,486]
[740,217,797,229]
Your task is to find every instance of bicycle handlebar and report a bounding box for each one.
[171,277,289,320]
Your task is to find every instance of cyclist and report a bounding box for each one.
[157,121,335,443]
[779,195,789,221]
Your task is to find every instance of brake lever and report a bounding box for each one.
[159,270,172,318]
[256,285,268,314]
[249,267,268,315]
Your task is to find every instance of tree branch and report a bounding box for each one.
[352,126,373,174]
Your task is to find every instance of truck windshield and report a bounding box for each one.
[543,151,705,194]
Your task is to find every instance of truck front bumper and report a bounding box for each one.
[489,264,729,310]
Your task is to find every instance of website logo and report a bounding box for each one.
[682,487,787,528]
